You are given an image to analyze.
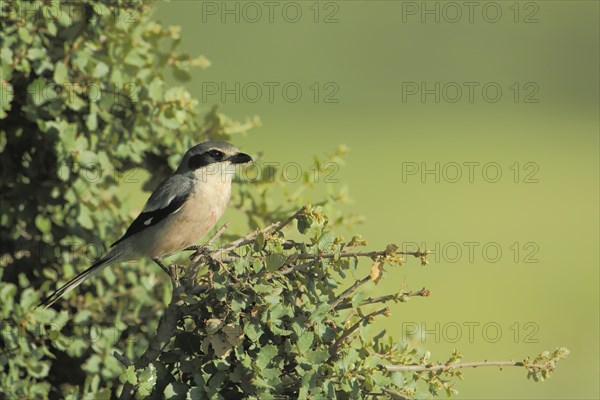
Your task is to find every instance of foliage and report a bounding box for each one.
[0,1,567,399]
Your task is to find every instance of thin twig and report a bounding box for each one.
[190,223,230,262]
[279,260,315,275]
[211,223,277,257]
[210,249,428,266]
[356,375,413,400]
[294,250,428,262]
[329,276,371,310]
[334,288,431,311]
[384,360,553,372]
[206,222,230,247]
[113,351,132,367]
[209,206,306,260]
[272,205,306,234]
[329,307,390,358]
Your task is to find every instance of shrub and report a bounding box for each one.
[0,1,567,398]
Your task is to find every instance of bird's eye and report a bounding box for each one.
[208,149,224,160]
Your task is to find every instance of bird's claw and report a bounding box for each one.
[189,246,211,262]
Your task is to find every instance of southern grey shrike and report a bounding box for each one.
[40,141,252,308]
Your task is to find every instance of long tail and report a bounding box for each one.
[39,255,116,308]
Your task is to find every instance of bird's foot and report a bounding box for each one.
[153,257,180,281]
[169,263,179,281]
[152,257,169,274]
[184,245,202,252]
[187,245,212,262]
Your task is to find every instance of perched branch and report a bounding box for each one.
[189,223,230,262]
[204,206,306,262]
[209,223,277,258]
[205,223,230,248]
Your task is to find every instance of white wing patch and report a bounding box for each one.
[142,206,181,227]
[172,206,183,214]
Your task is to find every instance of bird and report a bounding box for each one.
[39,141,252,308]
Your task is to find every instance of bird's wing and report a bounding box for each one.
[111,175,193,247]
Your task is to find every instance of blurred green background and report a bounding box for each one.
[146,1,598,398]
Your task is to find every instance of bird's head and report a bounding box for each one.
[176,141,253,181]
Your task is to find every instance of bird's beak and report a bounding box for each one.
[229,152,253,164]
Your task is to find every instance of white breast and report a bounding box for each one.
[143,163,236,258]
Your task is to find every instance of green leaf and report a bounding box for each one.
[256,345,278,369]
[86,103,98,131]
[77,209,94,230]
[27,360,50,378]
[124,50,146,67]
[138,365,157,398]
[265,253,287,272]
[65,93,86,111]
[0,283,16,316]
[297,214,312,234]
[148,77,164,101]
[66,338,88,357]
[73,309,92,324]
[317,231,335,251]
[27,48,46,60]
[269,303,292,320]
[244,320,262,342]
[53,62,69,84]
[306,351,329,364]
[93,62,109,78]
[254,284,273,294]
[46,21,57,36]
[164,382,188,399]
[297,332,314,354]
[19,287,38,310]
[0,47,13,64]
[18,27,33,44]
[123,366,137,385]
[83,355,102,374]
[35,215,51,233]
